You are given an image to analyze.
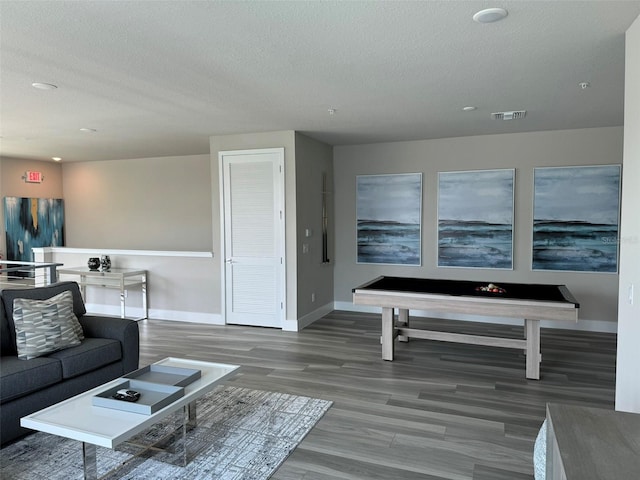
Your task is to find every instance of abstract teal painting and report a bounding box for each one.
[4,197,65,263]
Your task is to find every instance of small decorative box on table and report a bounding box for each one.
[92,364,201,415]
[123,364,201,387]
[92,380,183,415]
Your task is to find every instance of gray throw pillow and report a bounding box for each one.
[12,290,84,360]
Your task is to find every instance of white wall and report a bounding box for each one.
[615,14,640,413]
[333,127,623,331]
[62,154,212,251]
[54,154,217,321]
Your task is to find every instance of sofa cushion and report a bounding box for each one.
[47,338,122,379]
[13,293,83,360]
[0,356,63,403]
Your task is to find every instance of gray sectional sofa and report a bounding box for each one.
[0,281,139,446]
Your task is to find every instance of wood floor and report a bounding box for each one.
[137,311,617,480]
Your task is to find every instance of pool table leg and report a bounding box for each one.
[525,319,541,380]
[382,307,395,360]
[398,308,409,342]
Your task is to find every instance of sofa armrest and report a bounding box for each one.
[79,315,139,374]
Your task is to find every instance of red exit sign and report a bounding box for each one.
[25,171,43,183]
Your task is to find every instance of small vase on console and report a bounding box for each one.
[87,258,100,270]
[100,255,111,271]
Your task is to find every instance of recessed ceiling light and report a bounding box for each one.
[79,128,97,133]
[462,106,477,112]
[473,8,508,24]
[579,82,591,90]
[32,82,58,90]
[52,157,62,162]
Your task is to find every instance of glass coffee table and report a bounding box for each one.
[21,357,240,479]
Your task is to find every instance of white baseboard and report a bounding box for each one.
[333,301,618,334]
[281,318,298,331]
[150,309,224,325]
[84,303,224,325]
[285,302,335,332]
[87,302,330,330]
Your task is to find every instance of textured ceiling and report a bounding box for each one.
[1,1,639,163]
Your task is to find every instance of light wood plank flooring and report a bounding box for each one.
[138,311,617,480]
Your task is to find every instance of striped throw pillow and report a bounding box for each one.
[12,291,83,360]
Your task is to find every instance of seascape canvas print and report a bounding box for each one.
[438,169,514,269]
[4,197,65,264]
[356,173,422,265]
[533,165,621,273]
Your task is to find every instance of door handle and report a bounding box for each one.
[225,258,233,264]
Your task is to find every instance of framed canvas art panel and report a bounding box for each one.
[356,173,422,265]
[438,169,514,269]
[4,197,65,264]
[532,165,621,273]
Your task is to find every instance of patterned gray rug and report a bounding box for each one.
[0,386,332,479]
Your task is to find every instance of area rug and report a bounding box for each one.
[0,386,332,480]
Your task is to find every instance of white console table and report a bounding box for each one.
[57,267,147,320]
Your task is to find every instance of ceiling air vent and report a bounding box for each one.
[491,110,527,120]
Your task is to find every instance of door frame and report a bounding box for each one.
[218,147,286,327]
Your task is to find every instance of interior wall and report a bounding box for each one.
[333,127,623,329]
[294,132,334,323]
[0,157,63,258]
[209,131,298,325]
[616,14,640,413]
[37,247,218,324]
[61,154,212,250]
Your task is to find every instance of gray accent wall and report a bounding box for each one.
[333,127,624,327]
[616,14,640,413]
[294,132,334,321]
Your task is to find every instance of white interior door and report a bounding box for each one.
[220,148,285,328]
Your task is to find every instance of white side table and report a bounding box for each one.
[545,403,640,479]
[57,267,147,320]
